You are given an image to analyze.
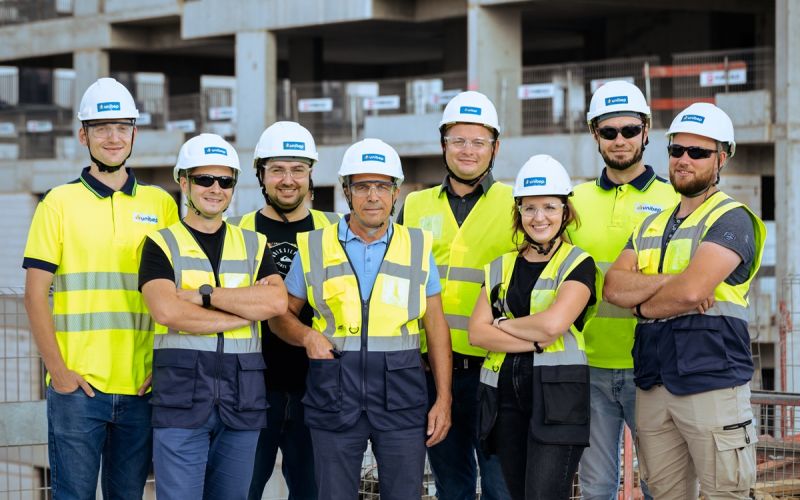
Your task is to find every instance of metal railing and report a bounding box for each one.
[0,0,73,26]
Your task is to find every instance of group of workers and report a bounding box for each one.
[22,75,764,500]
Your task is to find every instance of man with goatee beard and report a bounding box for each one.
[604,103,765,499]
[566,81,677,500]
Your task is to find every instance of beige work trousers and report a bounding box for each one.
[635,384,756,500]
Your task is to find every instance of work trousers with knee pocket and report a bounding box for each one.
[635,384,756,500]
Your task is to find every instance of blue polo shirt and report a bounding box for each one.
[284,220,441,300]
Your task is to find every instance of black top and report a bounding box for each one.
[505,252,597,331]
[254,210,316,392]
[396,172,495,227]
[138,221,277,288]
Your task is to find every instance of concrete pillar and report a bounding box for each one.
[73,49,109,132]
[235,30,277,149]
[774,0,800,393]
[467,1,522,136]
[73,0,101,16]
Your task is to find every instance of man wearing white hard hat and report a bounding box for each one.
[568,80,678,500]
[398,90,514,499]
[139,133,287,500]
[274,138,452,499]
[226,121,339,500]
[605,103,766,499]
[23,77,178,499]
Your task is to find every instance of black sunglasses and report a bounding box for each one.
[596,125,643,141]
[667,144,717,160]
[189,174,237,189]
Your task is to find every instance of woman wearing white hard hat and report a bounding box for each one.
[140,133,287,500]
[469,155,600,499]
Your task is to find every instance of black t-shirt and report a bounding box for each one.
[138,221,277,289]
[254,211,316,392]
[505,252,597,332]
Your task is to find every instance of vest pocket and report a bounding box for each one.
[384,351,427,411]
[302,358,342,412]
[151,350,198,409]
[540,365,589,425]
[673,316,728,376]
[712,425,757,491]
[235,353,268,411]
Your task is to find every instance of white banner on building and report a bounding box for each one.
[137,112,152,126]
[590,76,635,93]
[363,95,400,111]
[430,89,462,106]
[699,68,747,87]
[0,122,16,136]
[208,106,236,120]
[298,98,333,113]
[166,120,196,133]
[26,120,53,133]
[518,83,557,100]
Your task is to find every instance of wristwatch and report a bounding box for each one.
[199,284,213,308]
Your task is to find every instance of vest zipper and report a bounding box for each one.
[361,298,369,411]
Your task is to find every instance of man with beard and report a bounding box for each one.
[604,103,765,499]
[23,77,178,499]
[567,81,677,500]
[226,121,339,500]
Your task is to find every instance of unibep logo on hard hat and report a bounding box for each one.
[283,141,306,151]
[681,114,706,124]
[204,146,228,156]
[523,177,547,187]
[362,153,386,162]
[97,102,121,112]
[459,106,482,116]
[604,96,629,106]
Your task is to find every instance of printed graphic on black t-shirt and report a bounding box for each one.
[271,241,298,278]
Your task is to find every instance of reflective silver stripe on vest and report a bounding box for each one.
[54,272,139,292]
[446,266,485,284]
[648,300,749,323]
[445,313,470,331]
[322,211,340,224]
[157,225,260,352]
[154,333,260,353]
[305,227,426,350]
[596,301,633,319]
[550,247,584,288]
[226,215,243,225]
[480,365,500,388]
[533,332,588,367]
[55,312,152,332]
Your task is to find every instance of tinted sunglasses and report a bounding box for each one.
[189,174,237,189]
[596,125,643,140]
[667,144,717,160]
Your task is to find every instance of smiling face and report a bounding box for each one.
[79,119,135,170]
[594,115,647,171]
[344,173,397,233]
[668,132,724,197]
[517,195,566,244]
[442,123,498,181]
[263,158,311,211]
[180,165,236,219]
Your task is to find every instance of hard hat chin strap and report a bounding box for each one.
[85,127,136,173]
[527,211,568,255]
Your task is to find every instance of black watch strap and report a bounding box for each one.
[199,284,213,308]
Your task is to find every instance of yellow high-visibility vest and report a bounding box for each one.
[296,223,432,351]
[632,192,766,322]
[227,208,340,232]
[148,222,267,353]
[479,243,599,387]
[566,176,678,368]
[403,182,516,356]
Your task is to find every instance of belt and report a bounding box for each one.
[423,353,485,371]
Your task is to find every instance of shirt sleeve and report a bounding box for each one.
[564,257,597,308]
[22,198,62,273]
[257,245,279,280]
[284,252,308,300]
[425,251,441,297]
[138,236,176,290]
[701,206,756,286]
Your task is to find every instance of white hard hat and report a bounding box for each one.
[174,133,241,182]
[338,138,404,186]
[666,102,736,158]
[513,154,573,198]
[586,80,650,127]
[253,121,319,165]
[439,91,500,135]
[77,78,139,121]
